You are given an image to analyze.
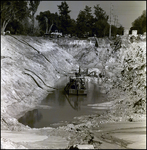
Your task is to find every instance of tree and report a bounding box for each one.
[76,5,93,37]
[29,0,40,34]
[111,25,117,37]
[6,20,23,35]
[93,4,109,37]
[19,14,32,35]
[36,11,59,35]
[1,1,29,35]
[117,25,124,35]
[65,19,77,37]
[76,10,87,37]
[94,20,109,37]
[57,1,71,35]
[129,10,146,34]
[36,11,51,35]
[84,6,94,36]
[94,4,108,21]
[50,12,60,32]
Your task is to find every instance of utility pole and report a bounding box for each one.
[116,17,118,27]
[44,16,48,34]
[109,3,113,38]
[114,15,117,26]
[115,16,119,27]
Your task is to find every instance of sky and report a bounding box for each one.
[35,1,146,30]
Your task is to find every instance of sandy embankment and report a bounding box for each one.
[1,35,146,149]
[1,35,80,148]
[1,35,79,123]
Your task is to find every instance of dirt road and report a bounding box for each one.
[92,120,146,149]
[1,128,69,149]
[2,119,145,149]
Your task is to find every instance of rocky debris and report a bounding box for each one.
[110,36,122,51]
[67,127,95,148]
[1,137,27,149]
[69,144,94,149]
[129,34,146,43]
[98,37,146,119]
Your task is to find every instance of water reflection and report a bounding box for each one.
[42,88,88,111]
[87,81,100,103]
[18,109,42,128]
[18,78,107,128]
[65,94,87,111]
[42,89,67,107]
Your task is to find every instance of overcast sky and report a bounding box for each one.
[35,1,146,30]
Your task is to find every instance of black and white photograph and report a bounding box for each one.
[1,1,146,149]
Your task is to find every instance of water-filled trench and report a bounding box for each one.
[18,76,108,128]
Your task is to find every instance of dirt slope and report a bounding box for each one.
[1,35,78,130]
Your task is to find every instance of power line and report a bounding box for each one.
[117,14,143,15]
[109,2,114,38]
[114,10,145,12]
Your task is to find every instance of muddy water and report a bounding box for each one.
[18,76,108,128]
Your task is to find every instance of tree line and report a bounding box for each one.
[35,1,124,37]
[129,10,146,34]
[1,1,145,37]
[1,1,40,35]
